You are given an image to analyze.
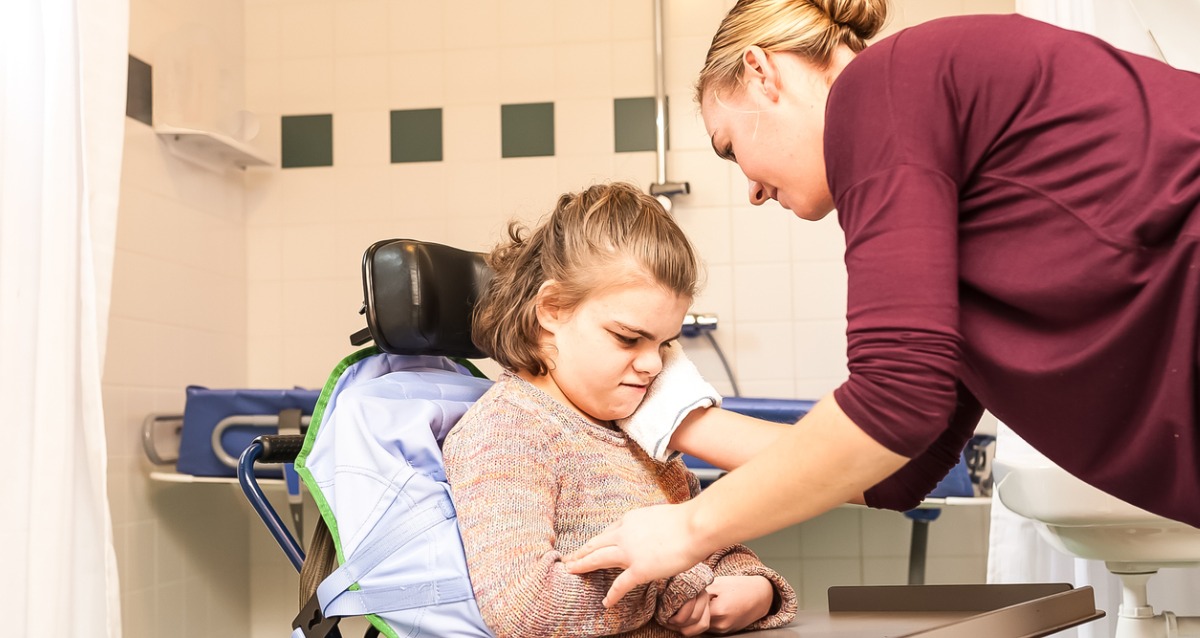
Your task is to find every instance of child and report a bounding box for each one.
[443,182,797,637]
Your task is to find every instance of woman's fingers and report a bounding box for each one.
[602,568,649,608]
[565,503,710,607]
[563,524,626,571]
[563,544,628,573]
[561,522,643,608]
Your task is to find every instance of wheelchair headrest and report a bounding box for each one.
[354,239,492,359]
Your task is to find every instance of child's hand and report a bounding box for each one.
[662,588,713,636]
[703,575,774,634]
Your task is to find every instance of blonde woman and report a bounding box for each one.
[567,0,1200,606]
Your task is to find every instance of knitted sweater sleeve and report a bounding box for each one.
[673,467,798,629]
[445,399,677,637]
[706,545,798,630]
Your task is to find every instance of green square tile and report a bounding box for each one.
[126,55,152,126]
[281,114,333,168]
[501,102,555,158]
[391,108,443,163]
[614,97,667,153]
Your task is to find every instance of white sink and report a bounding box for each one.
[993,439,1200,637]
[995,459,1200,568]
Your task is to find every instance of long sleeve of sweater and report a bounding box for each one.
[672,474,798,630]
[705,545,798,630]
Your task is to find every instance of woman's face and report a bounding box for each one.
[526,278,690,424]
[700,51,836,221]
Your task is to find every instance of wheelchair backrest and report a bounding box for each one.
[293,239,497,638]
[353,238,492,358]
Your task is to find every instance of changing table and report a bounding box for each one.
[740,583,1103,637]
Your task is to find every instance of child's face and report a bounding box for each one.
[529,280,691,424]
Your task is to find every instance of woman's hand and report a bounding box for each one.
[568,395,909,607]
[563,502,712,607]
[704,575,774,634]
[662,589,712,636]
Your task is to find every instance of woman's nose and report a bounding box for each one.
[748,179,769,206]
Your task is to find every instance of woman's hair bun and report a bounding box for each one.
[813,0,888,41]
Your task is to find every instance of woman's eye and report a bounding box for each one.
[722,144,736,162]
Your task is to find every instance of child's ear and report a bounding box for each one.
[534,280,565,334]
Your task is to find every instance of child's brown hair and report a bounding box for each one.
[473,182,701,375]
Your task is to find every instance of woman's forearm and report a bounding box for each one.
[669,401,871,505]
[669,406,792,470]
[679,394,909,551]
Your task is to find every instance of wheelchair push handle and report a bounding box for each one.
[254,434,306,464]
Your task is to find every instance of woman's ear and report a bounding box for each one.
[741,45,781,103]
[534,280,565,335]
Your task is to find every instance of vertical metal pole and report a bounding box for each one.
[653,0,668,185]
[908,519,928,585]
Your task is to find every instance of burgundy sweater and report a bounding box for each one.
[825,14,1200,526]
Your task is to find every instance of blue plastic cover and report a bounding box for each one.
[177,386,319,478]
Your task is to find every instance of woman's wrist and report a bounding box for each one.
[679,492,726,558]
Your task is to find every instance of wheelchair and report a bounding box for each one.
[238,238,816,637]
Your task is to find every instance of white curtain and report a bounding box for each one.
[0,0,128,635]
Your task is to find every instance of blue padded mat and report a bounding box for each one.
[177,385,320,478]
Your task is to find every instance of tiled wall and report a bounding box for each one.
[108,0,255,637]
[107,0,1011,635]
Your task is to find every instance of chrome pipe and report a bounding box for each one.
[652,0,690,205]
[654,0,667,185]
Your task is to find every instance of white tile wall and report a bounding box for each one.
[733,264,794,322]
[611,39,657,96]
[447,0,502,50]
[388,50,446,109]
[334,0,390,56]
[555,43,616,99]
[111,0,1013,634]
[389,0,444,52]
[279,57,335,114]
[334,56,391,112]
[443,104,500,161]
[500,46,558,103]
[333,109,390,165]
[498,0,556,47]
[555,0,615,43]
[108,116,252,636]
[279,2,335,59]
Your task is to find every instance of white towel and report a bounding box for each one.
[618,341,722,462]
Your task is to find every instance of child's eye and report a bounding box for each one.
[613,333,638,346]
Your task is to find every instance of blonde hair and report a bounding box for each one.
[473,182,701,376]
[696,0,889,102]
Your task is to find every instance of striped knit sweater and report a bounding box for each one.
[443,372,797,638]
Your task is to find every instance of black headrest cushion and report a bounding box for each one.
[360,239,492,358]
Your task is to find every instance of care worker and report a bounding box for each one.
[564,0,1200,606]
